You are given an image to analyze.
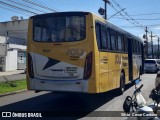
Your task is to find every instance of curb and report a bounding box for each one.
[0,89,27,97]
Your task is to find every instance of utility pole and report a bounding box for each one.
[150,31,155,59]
[104,0,107,20]
[145,27,148,58]
[151,31,154,59]
[103,0,110,20]
[5,31,8,56]
[158,37,160,59]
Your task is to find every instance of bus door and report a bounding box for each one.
[107,29,117,90]
[128,38,133,81]
[99,51,109,92]
[95,22,109,92]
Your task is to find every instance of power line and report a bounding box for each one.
[0,1,37,15]
[120,26,143,28]
[120,24,160,28]
[112,17,160,21]
[34,0,59,11]
[110,0,145,29]
[108,0,143,28]
[6,0,46,14]
[0,5,31,16]
[112,12,160,17]
[109,0,160,38]
[0,0,58,16]
[21,0,57,12]
[0,0,58,22]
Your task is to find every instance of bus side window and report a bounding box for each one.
[107,28,111,50]
[138,42,140,54]
[136,41,139,54]
[125,37,128,53]
[95,23,102,49]
[139,42,142,54]
[135,40,138,54]
[117,33,122,52]
[122,34,125,52]
[100,25,107,50]
[132,39,135,54]
[134,40,137,54]
[110,29,116,51]
[134,40,136,54]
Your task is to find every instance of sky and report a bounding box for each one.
[0,0,160,44]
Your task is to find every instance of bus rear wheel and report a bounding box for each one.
[119,73,125,95]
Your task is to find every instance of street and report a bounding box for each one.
[0,73,157,120]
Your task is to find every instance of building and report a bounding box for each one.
[0,19,28,45]
[0,19,28,71]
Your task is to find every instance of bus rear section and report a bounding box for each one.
[27,12,96,93]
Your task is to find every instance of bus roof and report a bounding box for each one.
[30,11,90,19]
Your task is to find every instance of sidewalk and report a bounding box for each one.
[0,70,26,82]
[0,70,24,77]
[0,70,27,97]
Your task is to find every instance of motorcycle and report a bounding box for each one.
[123,79,160,120]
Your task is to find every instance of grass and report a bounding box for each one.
[0,79,27,95]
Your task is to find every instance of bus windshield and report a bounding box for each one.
[33,15,86,42]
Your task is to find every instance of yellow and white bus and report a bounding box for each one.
[27,12,144,94]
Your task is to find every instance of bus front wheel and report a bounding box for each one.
[119,73,125,95]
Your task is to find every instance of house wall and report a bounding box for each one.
[5,49,18,71]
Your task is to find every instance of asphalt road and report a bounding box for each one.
[0,73,157,120]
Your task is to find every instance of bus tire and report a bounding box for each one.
[119,73,125,95]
